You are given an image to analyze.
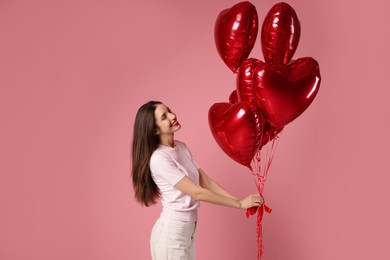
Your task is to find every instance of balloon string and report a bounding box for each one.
[256,203,272,259]
[265,130,282,180]
[249,162,271,260]
[247,130,282,260]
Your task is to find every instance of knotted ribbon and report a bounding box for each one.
[246,202,272,259]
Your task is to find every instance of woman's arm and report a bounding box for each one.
[174,176,262,209]
[198,168,238,200]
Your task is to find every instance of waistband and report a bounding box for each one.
[160,208,198,222]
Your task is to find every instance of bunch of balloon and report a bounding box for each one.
[209,2,321,259]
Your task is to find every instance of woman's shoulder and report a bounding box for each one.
[151,148,168,158]
[150,149,170,168]
[150,141,188,160]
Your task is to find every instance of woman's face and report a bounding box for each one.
[154,103,181,136]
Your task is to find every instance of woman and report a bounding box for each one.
[131,101,263,260]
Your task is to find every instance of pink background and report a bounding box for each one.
[1,0,389,259]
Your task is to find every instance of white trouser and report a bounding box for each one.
[150,217,197,260]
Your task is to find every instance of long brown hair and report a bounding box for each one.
[131,101,162,206]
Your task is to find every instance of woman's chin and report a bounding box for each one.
[173,124,181,132]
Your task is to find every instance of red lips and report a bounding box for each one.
[171,120,179,127]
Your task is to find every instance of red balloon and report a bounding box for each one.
[229,87,281,149]
[260,122,282,148]
[261,2,300,65]
[251,57,321,129]
[209,102,264,167]
[215,2,258,73]
[236,58,262,103]
[229,89,239,104]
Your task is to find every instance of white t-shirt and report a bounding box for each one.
[150,140,200,221]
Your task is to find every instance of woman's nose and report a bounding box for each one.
[168,113,176,120]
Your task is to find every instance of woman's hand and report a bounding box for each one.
[239,194,264,209]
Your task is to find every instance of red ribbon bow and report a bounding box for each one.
[246,203,272,219]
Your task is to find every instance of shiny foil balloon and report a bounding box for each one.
[215,1,258,73]
[234,63,283,149]
[253,57,321,129]
[229,89,239,104]
[209,102,263,167]
[259,122,282,148]
[236,58,263,103]
[261,2,300,65]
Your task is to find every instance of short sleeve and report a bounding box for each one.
[150,151,186,186]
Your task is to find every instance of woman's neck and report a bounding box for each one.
[159,135,175,148]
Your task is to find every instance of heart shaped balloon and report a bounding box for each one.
[215,1,258,73]
[230,81,282,148]
[236,58,263,103]
[229,89,239,104]
[261,2,300,65]
[239,57,321,129]
[209,102,264,167]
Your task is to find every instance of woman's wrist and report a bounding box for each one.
[237,199,242,209]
